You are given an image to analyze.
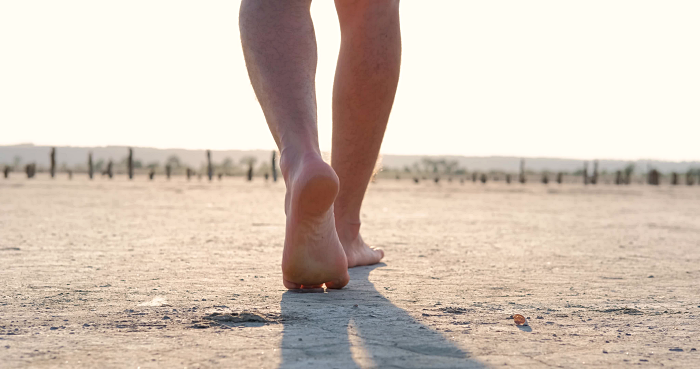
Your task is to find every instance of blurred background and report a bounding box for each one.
[1,0,699,179]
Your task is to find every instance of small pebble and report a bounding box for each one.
[513,314,527,326]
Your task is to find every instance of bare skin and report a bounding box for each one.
[240,0,401,288]
[332,0,401,267]
[279,151,348,289]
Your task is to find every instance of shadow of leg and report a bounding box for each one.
[279,264,484,368]
[280,291,358,369]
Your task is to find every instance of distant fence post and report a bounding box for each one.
[88,153,94,180]
[50,147,56,178]
[207,150,213,181]
[26,163,36,179]
[671,172,678,185]
[128,148,133,180]
[519,159,526,184]
[648,169,659,185]
[272,151,278,182]
[591,160,598,185]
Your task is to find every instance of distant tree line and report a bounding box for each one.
[1,152,280,179]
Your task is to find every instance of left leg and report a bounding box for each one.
[239,0,349,289]
[331,0,402,267]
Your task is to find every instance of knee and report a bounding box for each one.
[335,0,400,27]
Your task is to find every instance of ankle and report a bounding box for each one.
[334,217,361,242]
[279,146,322,181]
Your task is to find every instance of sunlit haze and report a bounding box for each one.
[1,1,698,161]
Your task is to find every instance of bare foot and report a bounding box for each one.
[280,152,349,290]
[335,220,384,268]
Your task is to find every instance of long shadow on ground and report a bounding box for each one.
[279,264,484,368]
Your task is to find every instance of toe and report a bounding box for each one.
[283,280,327,290]
[374,248,385,261]
[347,247,385,268]
[283,279,302,290]
[324,272,349,289]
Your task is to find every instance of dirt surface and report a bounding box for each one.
[1,177,699,368]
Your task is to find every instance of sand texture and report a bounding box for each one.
[1,177,699,368]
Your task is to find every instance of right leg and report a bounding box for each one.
[240,0,349,289]
[331,0,401,267]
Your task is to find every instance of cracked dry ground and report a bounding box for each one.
[1,177,699,368]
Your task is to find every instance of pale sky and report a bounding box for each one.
[1,1,698,161]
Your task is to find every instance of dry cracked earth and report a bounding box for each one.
[1,176,699,368]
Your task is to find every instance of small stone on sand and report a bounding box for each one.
[513,314,527,326]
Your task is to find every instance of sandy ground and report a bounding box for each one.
[1,176,699,368]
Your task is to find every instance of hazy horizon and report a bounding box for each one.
[5,142,700,164]
[3,144,699,175]
[2,1,699,161]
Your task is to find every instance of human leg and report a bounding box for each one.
[331,0,402,267]
[240,0,349,288]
